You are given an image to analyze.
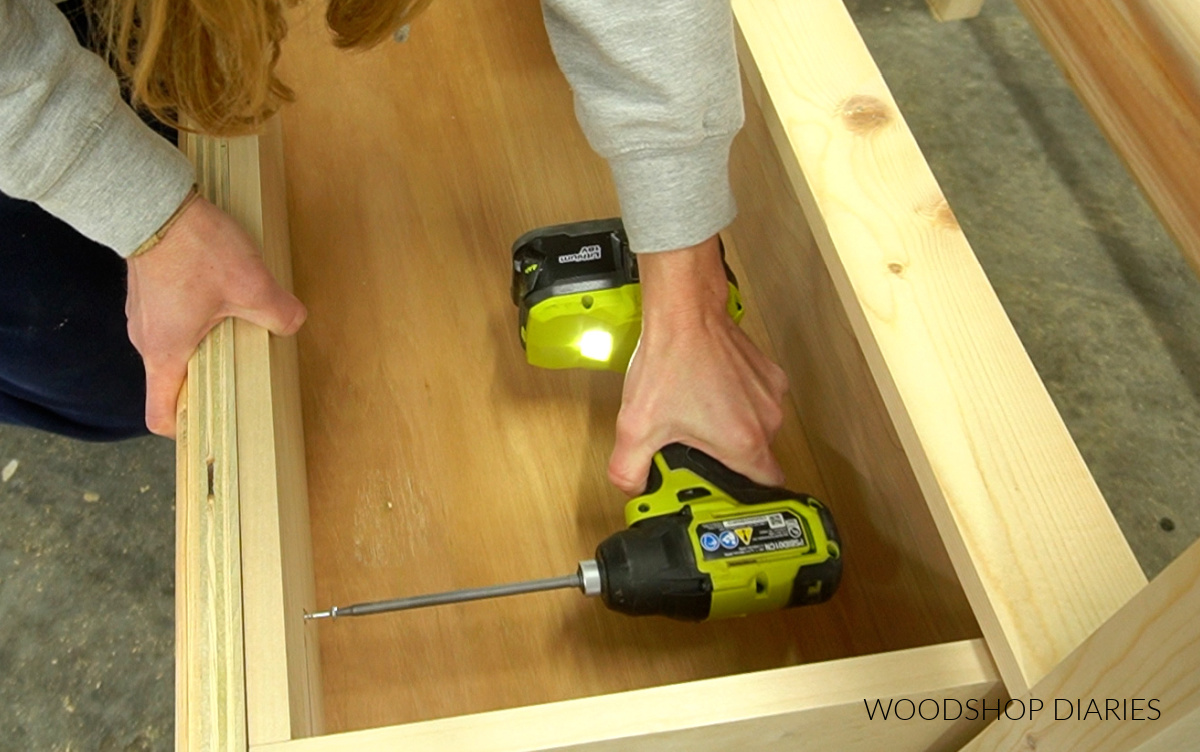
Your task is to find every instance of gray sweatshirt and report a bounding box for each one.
[0,0,743,256]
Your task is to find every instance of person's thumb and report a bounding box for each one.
[228,270,308,336]
[608,431,657,496]
[143,356,188,438]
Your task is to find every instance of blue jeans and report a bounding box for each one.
[0,193,148,440]
[0,0,184,441]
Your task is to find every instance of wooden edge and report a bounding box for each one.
[1012,0,1200,278]
[175,357,189,746]
[250,640,1001,752]
[730,0,1146,696]
[926,0,986,22]
[962,536,1200,751]
[726,24,982,648]
[1143,0,1200,96]
[226,121,325,743]
[177,121,323,750]
[177,135,248,750]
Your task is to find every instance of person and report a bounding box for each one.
[0,0,789,494]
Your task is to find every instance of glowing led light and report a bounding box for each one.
[578,329,614,362]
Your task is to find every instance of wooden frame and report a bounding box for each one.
[961,535,1200,751]
[175,0,1197,749]
[177,122,322,748]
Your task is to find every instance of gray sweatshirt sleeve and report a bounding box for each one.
[540,0,744,254]
[0,0,195,256]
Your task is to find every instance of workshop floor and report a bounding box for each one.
[2,1,1197,749]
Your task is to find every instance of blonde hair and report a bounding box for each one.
[90,0,433,136]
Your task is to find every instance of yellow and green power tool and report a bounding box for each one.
[306,444,842,623]
[303,220,841,625]
[510,218,744,371]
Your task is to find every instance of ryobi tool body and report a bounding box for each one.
[510,218,744,371]
[307,444,841,622]
[305,220,843,625]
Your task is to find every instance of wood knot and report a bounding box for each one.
[887,262,905,276]
[839,95,891,133]
[934,197,960,231]
[918,195,961,232]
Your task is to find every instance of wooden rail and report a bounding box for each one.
[961,536,1200,752]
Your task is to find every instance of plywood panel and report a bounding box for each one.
[276,0,976,733]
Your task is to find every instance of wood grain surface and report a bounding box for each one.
[177,136,248,751]
[962,537,1200,752]
[225,122,325,744]
[179,126,325,749]
[725,67,980,673]
[733,0,1145,696]
[277,0,975,732]
[253,640,1002,752]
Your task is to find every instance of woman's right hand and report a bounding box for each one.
[125,195,307,437]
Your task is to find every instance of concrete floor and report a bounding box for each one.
[2,1,1197,748]
[0,432,174,751]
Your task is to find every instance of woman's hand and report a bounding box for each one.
[608,234,788,495]
[125,195,307,437]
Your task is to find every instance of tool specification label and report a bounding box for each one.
[696,512,807,561]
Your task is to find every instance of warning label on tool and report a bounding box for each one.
[695,512,808,561]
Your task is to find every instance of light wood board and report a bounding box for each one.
[178,124,324,749]
[963,537,1200,752]
[226,123,325,744]
[1143,0,1200,96]
[926,0,986,22]
[176,136,248,751]
[253,640,1002,752]
[275,0,977,733]
[725,65,979,667]
[732,0,1146,696]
